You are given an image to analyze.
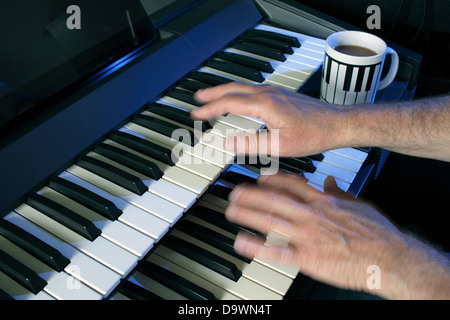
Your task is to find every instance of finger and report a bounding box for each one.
[228,184,309,221]
[225,203,293,237]
[191,92,264,120]
[233,232,297,266]
[323,176,355,199]
[194,82,271,103]
[257,172,321,203]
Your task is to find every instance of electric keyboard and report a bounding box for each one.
[0,0,400,300]
[0,21,371,300]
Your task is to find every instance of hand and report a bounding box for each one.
[192,82,351,157]
[225,172,450,299]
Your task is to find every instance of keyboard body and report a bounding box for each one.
[0,0,404,300]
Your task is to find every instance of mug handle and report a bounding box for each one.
[377,47,399,91]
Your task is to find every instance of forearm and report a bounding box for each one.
[381,235,450,300]
[343,95,450,161]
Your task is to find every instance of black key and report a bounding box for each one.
[166,88,203,107]
[231,41,286,62]
[0,249,47,295]
[119,281,163,300]
[246,29,301,47]
[94,143,163,181]
[189,71,234,86]
[177,220,252,263]
[240,36,294,54]
[163,235,242,282]
[222,170,257,185]
[241,155,273,169]
[354,66,365,92]
[207,59,265,83]
[280,157,316,173]
[178,79,213,92]
[26,193,102,241]
[0,288,14,300]
[324,55,333,84]
[0,219,70,272]
[189,205,252,237]
[343,65,354,92]
[216,52,274,73]
[209,184,232,200]
[147,103,212,132]
[307,153,325,161]
[138,261,216,300]
[48,177,123,221]
[77,155,147,196]
[365,65,377,91]
[132,114,197,146]
[109,131,175,166]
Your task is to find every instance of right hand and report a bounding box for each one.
[192,82,351,157]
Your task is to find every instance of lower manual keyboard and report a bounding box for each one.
[0,24,370,300]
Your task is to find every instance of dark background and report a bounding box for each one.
[295,0,450,252]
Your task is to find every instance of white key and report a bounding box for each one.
[42,271,102,300]
[312,161,356,184]
[39,186,154,258]
[215,114,264,132]
[176,153,223,181]
[104,138,211,195]
[159,95,263,135]
[322,150,364,172]
[129,274,187,300]
[4,212,120,297]
[66,164,184,225]
[331,148,368,162]
[141,110,235,168]
[155,245,282,300]
[303,170,351,192]
[171,229,293,296]
[121,124,223,181]
[59,171,170,241]
[148,254,241,300]
[14,203,138,277]
[86,150,197,209]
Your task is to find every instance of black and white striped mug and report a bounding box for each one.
[320,31,399,105]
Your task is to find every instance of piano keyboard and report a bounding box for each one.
[0,24,369,300]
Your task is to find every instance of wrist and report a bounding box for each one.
[338,104,380,149]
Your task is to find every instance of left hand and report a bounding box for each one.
[224,172,424,298]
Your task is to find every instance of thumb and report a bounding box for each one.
[323,176,354,199]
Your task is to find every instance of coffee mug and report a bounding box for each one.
[320,31,399,105]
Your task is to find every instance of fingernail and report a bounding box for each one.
[233,236,247,254]
[225,205,236,219]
